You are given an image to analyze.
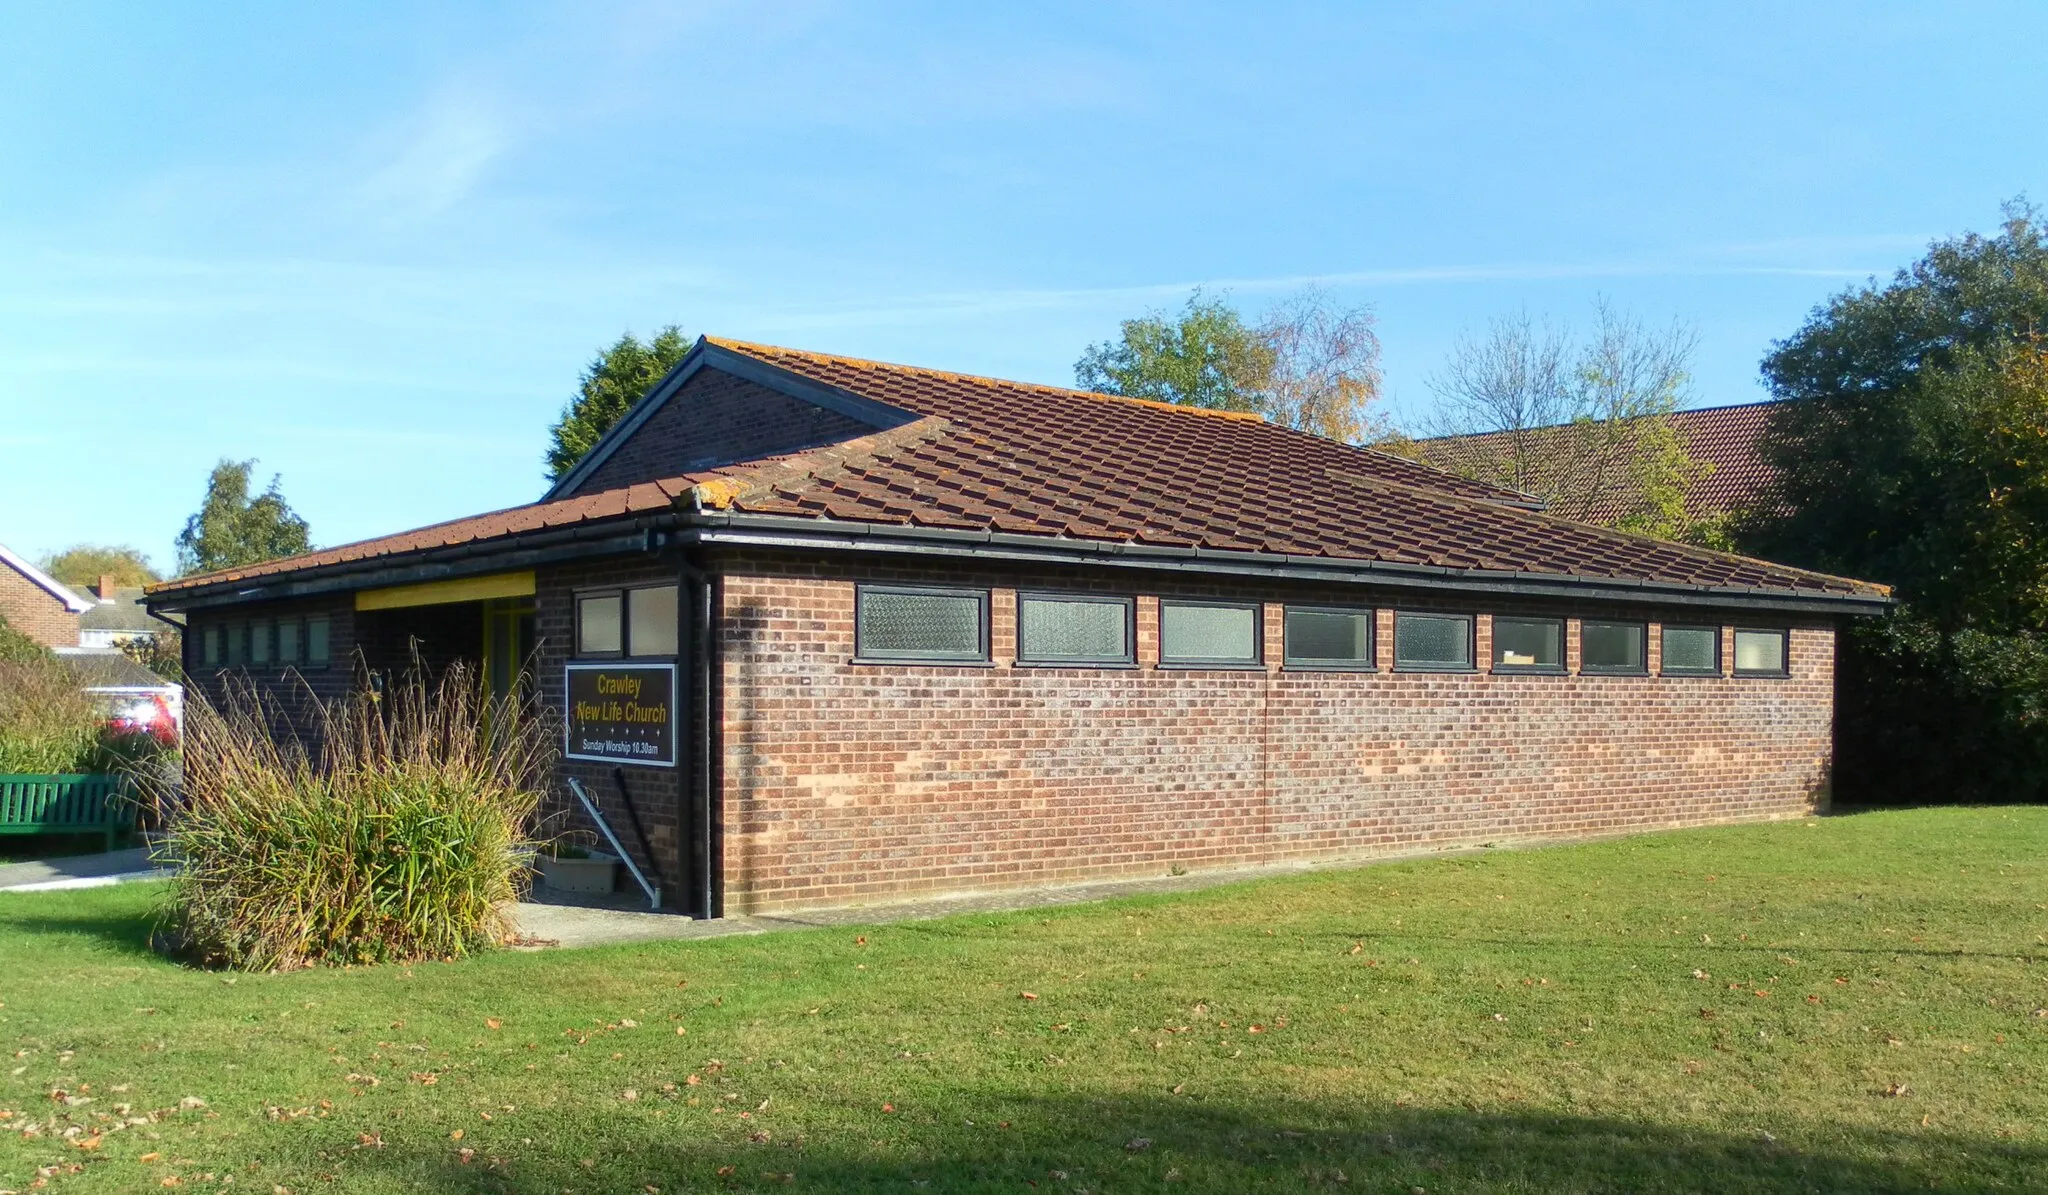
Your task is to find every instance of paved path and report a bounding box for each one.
[508,844,1483,949]
[0,847,163,892]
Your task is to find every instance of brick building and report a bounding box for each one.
[145,340,1887,918]
[0,542,91,649]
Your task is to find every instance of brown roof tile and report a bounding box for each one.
[151,344,1880,602]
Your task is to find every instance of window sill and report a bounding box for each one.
[1280,663,1379,673]
[1733,670,1792,679]
[1392,664,1479,674]
[1155,662,1267,671]
[1490,666,1567,676]
[1579,668,1651,677]
[1013,660,1139,670]
[1658,669,1723,678]
[849,657,997,668]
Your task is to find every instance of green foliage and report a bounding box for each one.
[0,647,165,775]
[0,612,48,665]
[1740,203,2048,802]
[161,665,550,970]
[37,543,159,590]
[120,627,185,684]
[174,459,311,577]
[3,809,2046,1190]
[1076,291,1272,415]
[546,326,692,482]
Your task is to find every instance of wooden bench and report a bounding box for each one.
[0,775,134,853]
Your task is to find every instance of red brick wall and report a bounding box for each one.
[716,559,1836,913]
[0,563,80,648]
[570,368,874,495]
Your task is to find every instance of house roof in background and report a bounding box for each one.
[1416,400,1784,524]
[79,587,167,633]
[58,649,175,691]
[0,542,91,612]
[150,342,1883,604]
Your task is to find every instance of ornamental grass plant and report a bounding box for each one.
[160,664,552,970]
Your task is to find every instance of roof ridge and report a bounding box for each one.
[705,336,1268,424]
[1413,398,1786,445]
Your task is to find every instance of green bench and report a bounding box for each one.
[0,775,134,852]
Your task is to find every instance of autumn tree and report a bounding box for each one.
[1075,288,1386,442]
[40,544,159,591]
[1414,303,1707,540]
[546,326,692,482]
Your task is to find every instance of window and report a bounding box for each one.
[1733,628,1789,676]
[1159,600,1261,667]
[1580,620,1646,674]
[1660,625,1720,676]
[203,625,221,668]
[226,623,246,667]
[855,585,988,662]
[250,620,272,666]
[1283,606,1373,669]
[1491,616,1563,672]
[278,619,301,665]
[629,585,680,657]
[577,594,623,655]
[306,616,331,668]
[1394,612,1473,671]
[1017,593,1133,665]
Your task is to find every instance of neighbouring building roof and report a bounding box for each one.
[59,649,177,691]
[148,341,1884,609]
[80,587,166,634]
[1414,400,1784,525]
[0,542,92,612]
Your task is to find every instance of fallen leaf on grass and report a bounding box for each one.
[140,1152,161,1163]
[485,1018,502,1031]
[1126,1137,1152,1152]
[449,1129,464,1141]
[456,1147,474,1164]
[1019,992,1039,1001]
[1882,1083,1911,1098]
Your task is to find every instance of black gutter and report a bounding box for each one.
[144,520,682,614]
[674,512,1893,618]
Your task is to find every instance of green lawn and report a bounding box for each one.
[3,808,2046,1194]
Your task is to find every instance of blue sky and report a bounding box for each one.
[4,2,2044,571]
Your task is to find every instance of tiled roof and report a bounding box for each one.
[152,344,1882,601]
[1417,401,1782,524]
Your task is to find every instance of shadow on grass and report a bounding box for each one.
[0,907,161,959]
[333,1092,2040,1194]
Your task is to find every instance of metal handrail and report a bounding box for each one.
[564,776,661,910]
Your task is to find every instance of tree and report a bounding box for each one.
[175,459,311,577]
[546,326,693,482]
[1074,288,1388,441]
[39,544,159,591]
[1416,302,1707,539]
[1738,202,2048,803]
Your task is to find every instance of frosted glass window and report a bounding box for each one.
[856,586,986,661]
[306,617,331,667]
[277,619,300,664]
[1492,617,1563,671]
[629,585,680,657]
[1284,608,1372,667]
[1018,595,1131,664]
[250,620,272,665]
[1661,625,1719,675]
[1159,601,1260,665]
[1394,612,1472,670]
[1580,621,1645,674]
[203,626,221,668]
[226,623,245,666]
[1734,629,1788,676]
[577,594,623,655]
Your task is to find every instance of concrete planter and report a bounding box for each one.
[534,850,617,894]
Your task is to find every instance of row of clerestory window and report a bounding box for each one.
[853,585,1791,678]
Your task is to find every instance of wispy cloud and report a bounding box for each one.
[350,81,513,221]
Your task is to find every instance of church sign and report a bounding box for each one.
[564,662,677,768]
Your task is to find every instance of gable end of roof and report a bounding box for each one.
[0,543,91,612]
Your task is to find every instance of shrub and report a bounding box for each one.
[160,665,552,970]
[0,654,112,774]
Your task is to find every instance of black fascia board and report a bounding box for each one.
[144,518,685,614]
[675,511,1893,618]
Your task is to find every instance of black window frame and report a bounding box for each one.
[1578,618,1649,677]
[573,583,681,660]
[1015,591,1136,668]
[1157,598,1265,669]
[1659,624,1722,677]
[1489,615,1566,675]
[1732,627,1791,678]
[1392,610,1476,673]
[1281,604,1377,671]
[853,583,991,665]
